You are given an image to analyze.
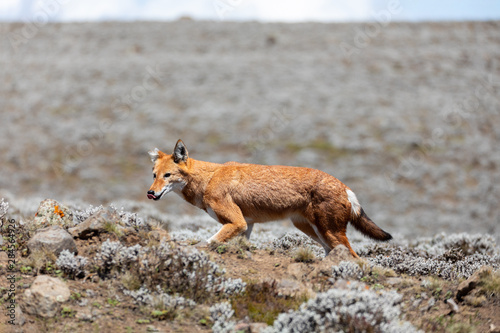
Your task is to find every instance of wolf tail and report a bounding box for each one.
[351,208,392,241]
[346,189,392,241]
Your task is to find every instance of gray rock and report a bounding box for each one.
[68,209,120,239]
[149,228,171,242]
[5,303,26,326]
[386,277,404,286]
[277,279,301,296]
[276,279,316,298]
[426,297,436,311]
[446,298,459,313]
[75,308,94,322]
[249,322,269,333]
[15,305,26,326]
[233,322,251,333]
[326,245,354,262]
[27,225,77,256]
[22,275,71,318]
[286,263,308,280]
[33,199,74,229]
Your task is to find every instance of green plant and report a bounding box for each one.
[61,306,76,318]
[20,265,32,274]
[107,298,119,307]
[104,221,123,237]
[433,287,442,298]
[151,309,176,321]
[70,292,82,301]
[216,244,227,254]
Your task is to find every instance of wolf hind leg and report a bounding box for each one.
[319,226,359,258]
[291,216,331,255]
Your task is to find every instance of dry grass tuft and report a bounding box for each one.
[231,280,308,325]
[293,247,315,263]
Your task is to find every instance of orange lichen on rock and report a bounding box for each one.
[54,205,65,218]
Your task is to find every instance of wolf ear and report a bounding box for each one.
[148,148,161,163]
[173,140,188,163]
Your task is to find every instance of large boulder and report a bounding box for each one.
[456,266,492,302]
[27,225,77,256]
[22,275,71,318]
[33,199,74,229]
[68,209,120,239]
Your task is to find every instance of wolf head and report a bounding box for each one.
[147,140,189,201]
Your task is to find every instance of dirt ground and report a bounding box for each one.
[1,231,499,333]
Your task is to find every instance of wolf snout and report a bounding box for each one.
[147,190,156,200]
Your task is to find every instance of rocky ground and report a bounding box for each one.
[1,198,499,332]
[0,20,500,332]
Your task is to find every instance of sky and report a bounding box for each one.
[0,0,499,22]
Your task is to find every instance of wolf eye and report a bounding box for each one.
[153,173,156,179]
[164,173,171,178]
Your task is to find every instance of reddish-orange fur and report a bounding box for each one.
[147,140,392,257]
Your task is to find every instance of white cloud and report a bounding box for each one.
[0,0,499,22]
[61,0,140,21]
[252,1,372,22]
[0,0,23,20]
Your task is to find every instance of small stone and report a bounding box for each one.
[490,324,500,333]
[244,250,253,260]
[234,322,251,333]
[22,275,71,318]
[11,305,26,326]
[78,299,89,307]
[27,225,77,256]
[326,245,353,262]
[386,277,403,286]
[412,299,422,309]
[149,228,171,242]
[250,322,269,333]
[276,279,316,298]
[85,289,96,297]
[277,279,301,296]
[286,263,307,280]
[75,308,94,322]
[426,297,436,311]
[446,298,459,313]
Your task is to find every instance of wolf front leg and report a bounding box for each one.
[205,199,248,243]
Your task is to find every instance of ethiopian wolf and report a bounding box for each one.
[147,140,392,257]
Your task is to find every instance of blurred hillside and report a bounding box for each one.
[0,20,499,239]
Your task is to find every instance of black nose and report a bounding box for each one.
[147,190,155,195]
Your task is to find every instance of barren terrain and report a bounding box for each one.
[0,20,499,332]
